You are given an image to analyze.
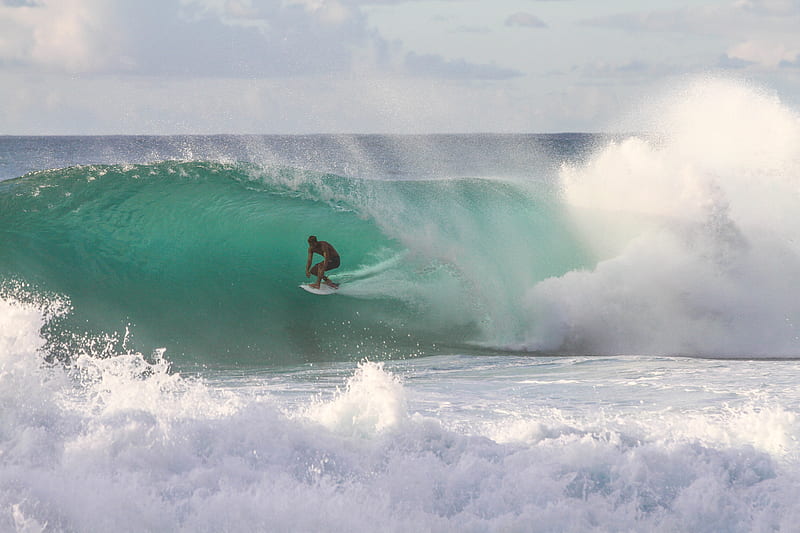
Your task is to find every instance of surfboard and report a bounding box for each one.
[299,283,339,295]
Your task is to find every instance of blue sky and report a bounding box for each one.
[1,0,799,134]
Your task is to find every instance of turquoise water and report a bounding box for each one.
[0,159,590,366]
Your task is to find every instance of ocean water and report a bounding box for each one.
[2,78,800,531]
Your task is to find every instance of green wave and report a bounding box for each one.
[0,161,589,366]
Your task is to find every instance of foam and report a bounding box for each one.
[302,361,408,437]
[2,312,799,532]
[526,76,800,356]
[0,296,46,360]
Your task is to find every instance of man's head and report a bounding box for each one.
[308,235,318,245]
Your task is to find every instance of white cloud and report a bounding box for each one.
[0,0,520,83]
[111,0,373,77]
[0,0,361,76]
[735,0,800,15]
[581,5,714,34]
[452,25,491,34]
[284,0,352,25]
[0,0,122,72]
[581,1,799,36]
[582,2,800,71]
[727,39,800,68]
[404,52,522,80]
[505,12,547,28]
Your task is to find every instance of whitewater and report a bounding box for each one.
[2,77,800,531]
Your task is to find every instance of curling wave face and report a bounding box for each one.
[0,161,586,366]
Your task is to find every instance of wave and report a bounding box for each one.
[0,161,586,365]
[3,77,799,363]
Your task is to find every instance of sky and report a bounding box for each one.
[1,0,800,134]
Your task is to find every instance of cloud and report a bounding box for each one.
[1,0,363,78]
[505,12,547,28]
[0,0,520,82]
[452,25,491,34]
[580,6,704,33]
[581,1,800,35]
[578,59,675,80]
[717,54,755,69]
[581,2,800,71]
[726,39,800,69]
[404,52,523,80]
[0,0,123,72]
[0,1,295,76]
[735,0,800,16]
[118,1,372,77]
[565,56,693,90]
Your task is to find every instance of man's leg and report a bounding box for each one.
[322,258,339,287]
[310,262,324,288]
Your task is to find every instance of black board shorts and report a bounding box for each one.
[324,256,340,271]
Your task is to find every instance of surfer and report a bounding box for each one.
[306,235,340,289]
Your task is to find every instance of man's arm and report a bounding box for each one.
[305,248,313,277]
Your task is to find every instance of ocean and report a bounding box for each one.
[2,79,800,531]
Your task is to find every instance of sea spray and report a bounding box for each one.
[526,77,800,357]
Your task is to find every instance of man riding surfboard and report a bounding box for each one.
[305,235,340,289]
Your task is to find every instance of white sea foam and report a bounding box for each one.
[302,361,408,437]
[2,294,800,531]
[527,77,800,356]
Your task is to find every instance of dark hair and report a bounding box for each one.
[308,235,317,244]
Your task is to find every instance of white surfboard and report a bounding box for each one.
[299,283,339,295]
